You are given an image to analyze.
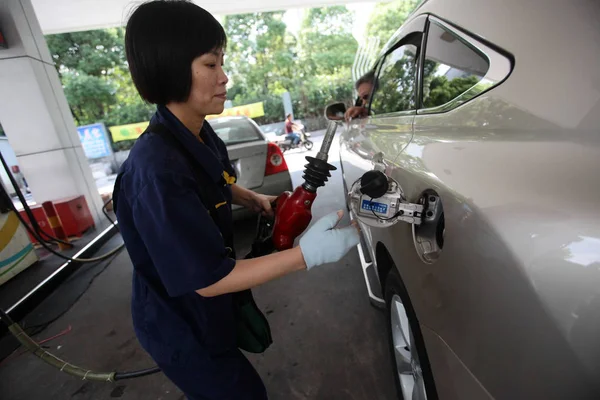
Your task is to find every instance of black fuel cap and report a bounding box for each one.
[360,170,389,199]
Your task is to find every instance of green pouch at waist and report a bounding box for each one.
[233,289,272,353]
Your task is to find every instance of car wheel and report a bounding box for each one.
[385,268,437,400]
[304,140,314,151]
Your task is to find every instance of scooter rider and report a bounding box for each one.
[116,2,359,399]
[284,113,301,145]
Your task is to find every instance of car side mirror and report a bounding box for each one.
[325,102,347,121]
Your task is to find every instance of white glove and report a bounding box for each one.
[299,210,360,270]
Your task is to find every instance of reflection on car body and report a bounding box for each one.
[337,1,600,399]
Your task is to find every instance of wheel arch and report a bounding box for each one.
[375,241,394,291]
[377,241,439,400]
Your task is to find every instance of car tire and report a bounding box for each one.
[304,140,314,151]
[385,268,437,400]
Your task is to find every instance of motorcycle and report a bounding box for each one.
[278,124,314,152]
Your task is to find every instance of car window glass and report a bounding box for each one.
[370,40,419,115]
[211,119,263,145]
[421,21,489,109]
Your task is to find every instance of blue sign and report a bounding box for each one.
[77,123,112,159]
[361,199,388,214]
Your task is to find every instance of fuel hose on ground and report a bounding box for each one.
[0,153,158,380]
[0,308,160,381]
[0,118,341,383]
[0,214,281,382]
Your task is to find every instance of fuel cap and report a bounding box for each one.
[360,170,389,199]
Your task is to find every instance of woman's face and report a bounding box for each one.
[187,49,228,116]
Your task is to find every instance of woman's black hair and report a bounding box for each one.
[125,0,227,105]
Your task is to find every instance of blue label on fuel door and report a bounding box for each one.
[361,199,388,214]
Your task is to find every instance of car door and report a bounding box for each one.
[210,117,268,193]
[385,15,572,399]
[340,15,427,302]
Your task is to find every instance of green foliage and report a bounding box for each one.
[62,72,115,124]
[424,75,481,108]
[223,6,357,126]
[366,0,420,52]
[46,4,411,149]
[292,6,357,123]
[46,29,125,76]
[299,6,357,76]
[47,28,132,129]
[224,12,297,101]
[47,28,152,150]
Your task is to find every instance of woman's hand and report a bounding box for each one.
[247,192,277,218]
[231,184,277,217]
[299,210,360,270]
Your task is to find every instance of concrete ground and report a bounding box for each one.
[0,134,397,399]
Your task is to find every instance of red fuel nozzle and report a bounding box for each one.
[271,122,339,251]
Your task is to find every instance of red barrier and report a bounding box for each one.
[41,201,73,250]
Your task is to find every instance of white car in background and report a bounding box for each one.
[210,116,293,219]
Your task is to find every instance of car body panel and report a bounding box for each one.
[226,141,267,190]
[210,116,293,219]
[339,0,600,398]
[210,116,268,190]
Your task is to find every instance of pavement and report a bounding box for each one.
[0,134,397,399]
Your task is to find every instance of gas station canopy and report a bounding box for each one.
[32,0,367,34]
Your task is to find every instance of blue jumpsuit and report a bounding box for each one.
[115,106,268,399]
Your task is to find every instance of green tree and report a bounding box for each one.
[223,12,299,123]
[366,0,420,50]
[46,29,125,76]
[46,29,127,125]
[61,72,116,124]
[47,28,153,151]
[224,13,296,96]
[295,6,357,119]
[298,6,357,76]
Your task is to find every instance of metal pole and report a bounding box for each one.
[316,121,338,162]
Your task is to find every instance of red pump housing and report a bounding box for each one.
[271,187,317,250]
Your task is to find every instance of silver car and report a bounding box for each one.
[210,116,293,219]
[337,1,600,399]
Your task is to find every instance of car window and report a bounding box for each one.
[211,119,263,145]
[421,21,489,110]
[370,34,421,115]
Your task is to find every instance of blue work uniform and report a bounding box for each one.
[115,106,267,399]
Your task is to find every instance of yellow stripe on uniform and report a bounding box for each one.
[215,202,227,209]
[0,212,20,253]
[222,171,236,185]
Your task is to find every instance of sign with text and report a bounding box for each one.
[206,102,265,120]
[109,121,149,143]
[77,123,112,159]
